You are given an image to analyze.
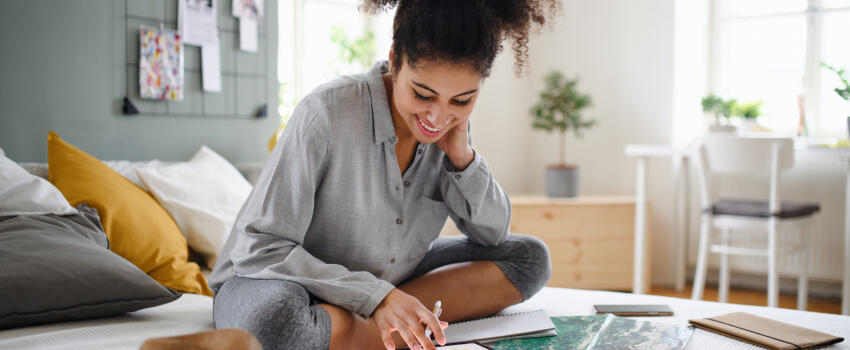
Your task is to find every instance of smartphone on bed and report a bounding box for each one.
[592,304,674,316]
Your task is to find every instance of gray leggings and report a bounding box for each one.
[213,234,551,350]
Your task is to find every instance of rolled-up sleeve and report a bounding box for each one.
[229,95,394,317]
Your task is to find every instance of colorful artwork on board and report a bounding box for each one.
[139,26,184,101]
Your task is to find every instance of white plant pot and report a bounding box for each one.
[738,119,758,134]
[709,125,736,133]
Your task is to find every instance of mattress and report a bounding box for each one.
[1,287,847,349]
[0,294,214,350]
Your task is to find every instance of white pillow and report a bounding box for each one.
[136,146,253,268]
[0,153,77,216]
[103,160,165,192]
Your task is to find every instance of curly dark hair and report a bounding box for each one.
[360,0,561,78]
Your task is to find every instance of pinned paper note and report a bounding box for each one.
[179,0,219,47]
[201,38,222,92]
[233,0,263,21]
[233,0,263,52]
[239,18,258,52]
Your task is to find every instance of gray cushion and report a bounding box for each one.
[0,204,181,330]
[710,199,820,218]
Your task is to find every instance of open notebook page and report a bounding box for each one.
[442,310,556,344]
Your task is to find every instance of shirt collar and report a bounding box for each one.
[366,60,397,145]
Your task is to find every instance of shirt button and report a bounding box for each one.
[454,174,461,180]
[396,218,403,224]
[390,258,396,263]
[404,181,410,187]
[395,186,399,191]
[417,149,423,155]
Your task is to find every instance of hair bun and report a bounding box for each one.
[360,0,561,77]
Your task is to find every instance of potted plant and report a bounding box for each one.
[530,71,596,197]
[701,93,737,133]
[822,62,850,138]
[733,100,763,133]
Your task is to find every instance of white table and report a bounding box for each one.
[624,144,692,294]
[627,142,850,315]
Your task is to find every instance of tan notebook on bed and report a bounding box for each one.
[688,312,844,350]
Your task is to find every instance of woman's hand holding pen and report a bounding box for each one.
[373,289,448,350]
[435,119,474,172]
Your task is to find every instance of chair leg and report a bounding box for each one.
[767,218,779,308]
[719,228,730,303]
[692,214,712,301]
[798,227,809,311]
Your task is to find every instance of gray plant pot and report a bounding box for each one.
[846,116,849,139]
[546,165,579,198]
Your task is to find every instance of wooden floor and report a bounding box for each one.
[648,285,843,315]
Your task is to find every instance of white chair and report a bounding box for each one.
[690,136,820,310]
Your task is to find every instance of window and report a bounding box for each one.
[711,0,850,137]
[278,0,394,123]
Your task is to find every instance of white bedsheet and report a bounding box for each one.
[0,294,215,350]
[500,288,850,349]
[0,288,847,349]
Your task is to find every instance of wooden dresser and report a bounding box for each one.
[440,195,650,292]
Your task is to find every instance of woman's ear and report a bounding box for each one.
[388,48,395,70]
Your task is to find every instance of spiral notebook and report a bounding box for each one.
[441,310,557,344]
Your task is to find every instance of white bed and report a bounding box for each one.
[1,287,847,350]
[0,294,214,350]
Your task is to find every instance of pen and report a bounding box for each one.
[424,300,442,339]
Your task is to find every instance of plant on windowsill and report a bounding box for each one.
[530,71,596,198]
[733,100,764,133]
[329,25,376,76]
[821,62,850,139]
[701,93,737,133]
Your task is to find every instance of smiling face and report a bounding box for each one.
[385,57,483,144]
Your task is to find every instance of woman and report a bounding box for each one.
[210,1,561,349]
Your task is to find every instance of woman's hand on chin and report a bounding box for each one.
[372,289,448,350]
[435,121,474,171]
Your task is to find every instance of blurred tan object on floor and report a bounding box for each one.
[139,329,262,350]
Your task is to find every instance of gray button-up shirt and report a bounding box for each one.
[210,61,511,318]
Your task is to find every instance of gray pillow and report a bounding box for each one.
[0,204,181,329]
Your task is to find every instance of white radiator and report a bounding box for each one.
[687,150,848,282]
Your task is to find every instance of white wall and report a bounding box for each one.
[471,0,685,287]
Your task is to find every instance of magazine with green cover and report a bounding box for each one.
[490,314,693,350]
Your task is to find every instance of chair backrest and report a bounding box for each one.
[694,136,794,214]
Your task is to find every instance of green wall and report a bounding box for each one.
[0,0,279,163]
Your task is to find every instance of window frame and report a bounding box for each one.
[708,0,850,138]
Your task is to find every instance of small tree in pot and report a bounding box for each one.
[530,71,596,197]
[701,93,737,132]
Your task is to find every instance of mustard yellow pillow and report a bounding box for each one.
[47,131,212,296]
